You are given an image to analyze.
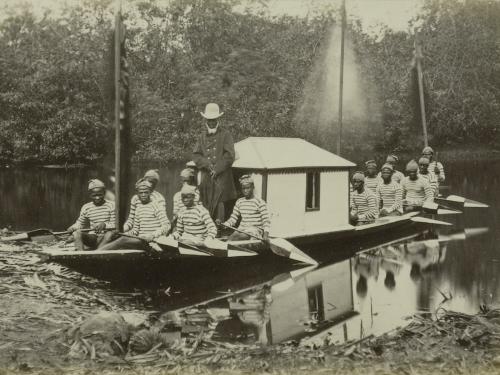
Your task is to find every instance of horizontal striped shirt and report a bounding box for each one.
[376,181,403,213]
[364,176,382,194]
[172,188,201,217]
[350,189,379,221]
[224,196,271,232]
[123,190,166,232]
[418,172,438,197]
[378,170,405,184]
[176,205,217,240]
[401,176,433,205]
[127,200,170,239]
[71,200,115,230]
[429,161,445,182]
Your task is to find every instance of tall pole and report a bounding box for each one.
[415,32,428,147]
[114,0,122,230]
[336,0,346,156]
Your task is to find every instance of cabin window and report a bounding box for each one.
[306,172,320,211]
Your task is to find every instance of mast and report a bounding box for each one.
[336,0,346,156]
[114,1,122,229]
[113,0,131,230]
[414,32,429,147]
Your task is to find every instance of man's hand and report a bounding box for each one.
[380,208,389,216]
[93,222,106,234]
[210,169,216,178]
[215,219,222,227]
[172,232,180,240]
[67,226,76,234]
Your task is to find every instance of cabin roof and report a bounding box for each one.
[233,137,356,170]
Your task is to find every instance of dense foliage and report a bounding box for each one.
[0,0,498,164]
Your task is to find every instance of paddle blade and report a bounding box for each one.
[227,247,258,257]
[446,195,466,203]
[411,216,452,226]
[1,233,29,242]
[464,227,489,237]
[465,199,489,208]
[436,208,462,215]
[269,238,318,265]
[155,235,178,248]
[421,202,439,213]
[178,245,212,257]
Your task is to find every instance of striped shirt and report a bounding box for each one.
[350,189,379,221]
[418,172,438,197]
[176,205,217,240]
[364,176,382,194]
[429,161,445,182]
[172,188,201,217]
[224,196,271,232]
[123,190,166,232]
[401,176,433,205]
[376,181,403,213]
[127,200,170,239]
[71,200,115,230]
[378,170,405,184]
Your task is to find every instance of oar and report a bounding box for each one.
[154,235,213,257]
[220,223,318,265]
[447,195,490,208]
[270,265,317,292]
[420,202,462,215]
[0,228,98,242]
[410,216,452,226]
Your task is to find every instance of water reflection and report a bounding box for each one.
[155,223,492,347]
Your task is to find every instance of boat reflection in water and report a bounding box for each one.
[159,226,489,347]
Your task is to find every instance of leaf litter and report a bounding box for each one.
[2,240,500,374]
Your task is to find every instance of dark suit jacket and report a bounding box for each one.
[192,128,237,202]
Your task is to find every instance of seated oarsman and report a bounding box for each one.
[172,168,201,219]
[378,154,405,184]
[173,184,217,246]
[217,175,270,242]
[67,179,115,250]
[99,179,170,250]
[350,172,379,225]
[422,146,445,187]
[417,157,438,196]
[376,163,403,217]
[123,169,166,232]
[364,160,382,194]
[401,160,434,212]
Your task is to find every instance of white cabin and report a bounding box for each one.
[233,137,355,238]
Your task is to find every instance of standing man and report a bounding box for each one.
[193,103,237,222]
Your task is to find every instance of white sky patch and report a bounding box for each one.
[3,0,422,32]
[239,0,424,33]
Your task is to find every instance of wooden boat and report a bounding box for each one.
[35,211,443,279]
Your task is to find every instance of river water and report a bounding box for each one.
[0,159,499,346]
